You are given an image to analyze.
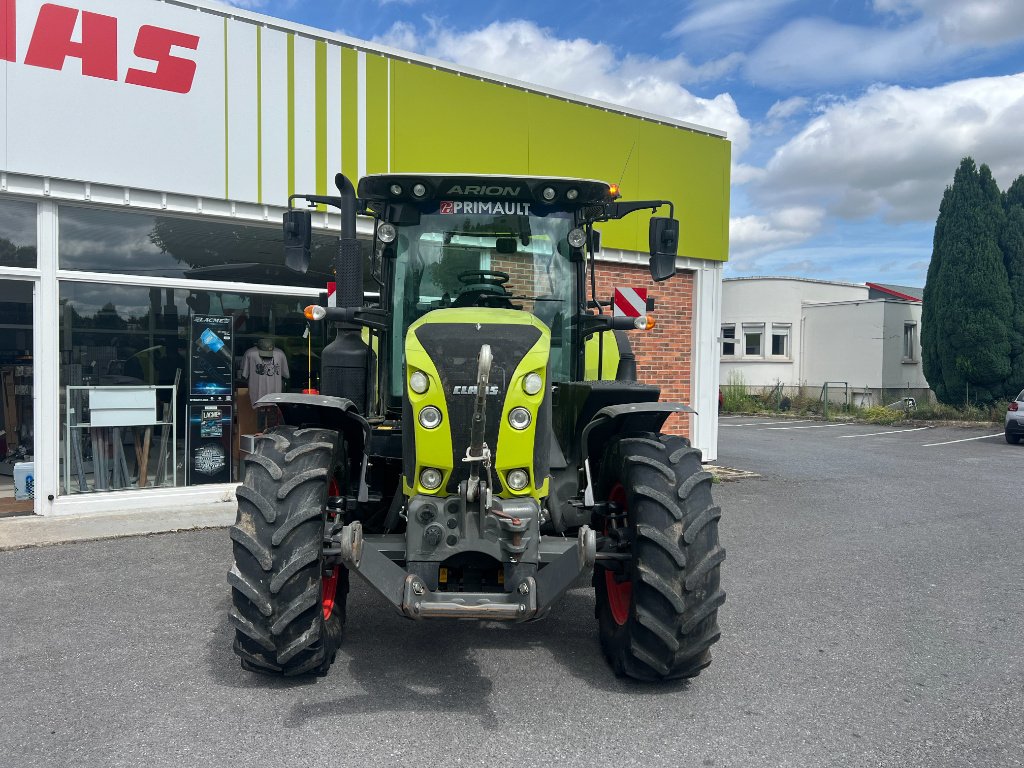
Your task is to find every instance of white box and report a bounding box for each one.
[14,462,34,501]
[90,387,159,427]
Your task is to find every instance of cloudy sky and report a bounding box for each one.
[221,0,1024,286]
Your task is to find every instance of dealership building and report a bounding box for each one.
[0,0,731,517]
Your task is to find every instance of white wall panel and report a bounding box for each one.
[7,0,225,197]
[258,26,288,205]
[326,40,341,190]
[291,34,317,196]
[226,17,258,202]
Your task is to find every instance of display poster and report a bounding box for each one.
[188,314,234,485]
[187,403,233,485]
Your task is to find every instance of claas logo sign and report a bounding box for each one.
[1,0,200,94]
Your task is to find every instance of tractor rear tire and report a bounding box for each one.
[228,426,346,676]
[594,435,725,681]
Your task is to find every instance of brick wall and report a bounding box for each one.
[485,255,695,437]
[594,263,694,436]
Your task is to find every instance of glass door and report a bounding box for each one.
[0,280,35,516]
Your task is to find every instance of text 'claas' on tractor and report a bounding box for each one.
[227,173,725,682]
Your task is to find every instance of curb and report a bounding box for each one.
[0,502,236,551]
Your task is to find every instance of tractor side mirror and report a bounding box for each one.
[283,209,313,273]
[588,228,601,254]
[648,216,679,282]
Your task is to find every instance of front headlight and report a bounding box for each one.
[506,469,530,491]
[508,407,531,430]
[409,370,429,394]
[420,468,443,490]
[419,406,442,429]
[523,372,543,396]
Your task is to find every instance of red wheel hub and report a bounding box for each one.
[323,478,341,620]
[604,482,632,626]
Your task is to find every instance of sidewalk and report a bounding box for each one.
[0,502,236,551]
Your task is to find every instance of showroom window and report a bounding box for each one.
[58,282,328,494]
[58,205,376,292]
[743,323,764,357]
[771,324,791,357]
[721,324,736,356]
[0,199,38,269]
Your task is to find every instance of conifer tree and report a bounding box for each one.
[922,158,1012,404]
[1001,175,1024,393]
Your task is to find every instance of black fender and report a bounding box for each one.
[255,392,373,501]
[579,401,695,504]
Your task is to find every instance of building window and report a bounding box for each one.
[57,205,375,292]
[903,323,917,361]
[771,324,791,357]
[743,323,764,357]
[0,199,38,268]
[721,324,736,356]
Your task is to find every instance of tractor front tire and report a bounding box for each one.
[594,435,725,681]
[228,426,346,676]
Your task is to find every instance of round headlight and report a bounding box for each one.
[420,467,443,490]
[419,406,442,429]
[566,188,579,201]
[567,228,586,249]
[523,372,543,396]
[541,186,556,201]
[377,223,397,243]
[412,183,427,198]
[509,407,532,430]
[506,469,530,491]
[389,184,403,196]
[409,371,429,394]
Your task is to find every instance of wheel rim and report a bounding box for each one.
[323,478,341,620]
[604,482,632,626]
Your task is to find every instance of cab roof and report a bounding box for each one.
[358,174,619,208]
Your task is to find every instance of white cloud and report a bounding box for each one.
[373,19,751,156]
[672,0,797,48]
[729,206,826,265]
[754,73,1024,223]
[745,1,1024,88]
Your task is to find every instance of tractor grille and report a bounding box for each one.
[413,322,542,494]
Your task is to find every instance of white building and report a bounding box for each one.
[0,0,731,517]
[720,277,930,405]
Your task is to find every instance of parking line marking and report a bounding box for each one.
[721,420,811,427]
[922,433,1004,447]
[838,427,932,438]
[765,423,853,430]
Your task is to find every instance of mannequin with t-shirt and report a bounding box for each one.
[240,338,290,430]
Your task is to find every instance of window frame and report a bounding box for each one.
[721,323,736,357]
[770,323,791,359]
[742,322,765,358]
[903,322,918,362]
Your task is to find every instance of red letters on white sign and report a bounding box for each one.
[2,0,200,93]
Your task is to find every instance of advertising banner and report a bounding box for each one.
[188,313,233,485]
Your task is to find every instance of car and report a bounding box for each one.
[1006,389,1024,444]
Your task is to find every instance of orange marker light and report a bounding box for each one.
[608,183,621,199]
[304,305,327,321]
[634,315,656,331]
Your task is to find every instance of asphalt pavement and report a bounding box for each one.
[0,418,1021,767]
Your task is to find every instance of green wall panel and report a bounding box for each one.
[636,120,731,262]
[385,60,730,261]
[390,62,531,173]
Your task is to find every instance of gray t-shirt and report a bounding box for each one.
[241,347,289,407]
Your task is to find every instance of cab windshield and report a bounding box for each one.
[390,207,576,396]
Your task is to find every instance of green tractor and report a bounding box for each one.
[228,173,724,681]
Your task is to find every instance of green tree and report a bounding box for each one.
[1002,175,1024,391]
[922,158,1013,404]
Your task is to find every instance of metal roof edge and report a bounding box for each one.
[165,0,728,139]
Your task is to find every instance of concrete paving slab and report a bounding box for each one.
[0,502,236,551]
